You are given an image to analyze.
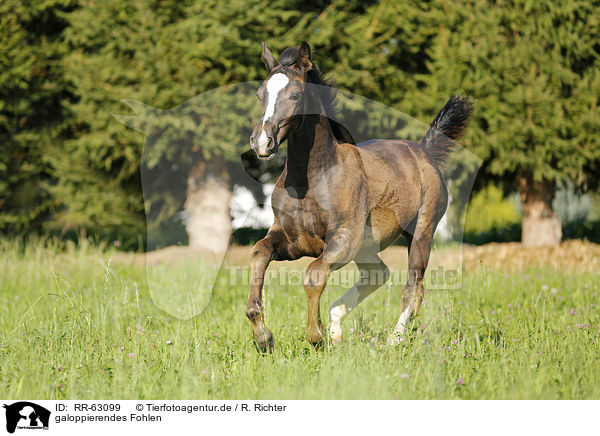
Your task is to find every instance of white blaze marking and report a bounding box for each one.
[257,73,289,155]
[262,73,289,125]
[257,130,269,155]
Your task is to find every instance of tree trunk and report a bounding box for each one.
[518,174,562,248]
[184,156,232,254]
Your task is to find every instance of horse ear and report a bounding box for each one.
[297,41,313,72]
[262,42,276,72]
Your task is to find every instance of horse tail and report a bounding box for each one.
[419,95,473,168]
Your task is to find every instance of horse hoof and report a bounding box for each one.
[254,331,274,354]
[307,332,325,350]
[309,338,325,351]
[307,322,325,350]
[330,332,343,345]
[386,332,402,345]
[329,323,343,345]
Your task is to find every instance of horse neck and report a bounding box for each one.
[284,114,336,194]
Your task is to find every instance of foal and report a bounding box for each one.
[247,41,472,352]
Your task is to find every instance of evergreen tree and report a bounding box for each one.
[4,0,598,250]
[0,0,74,233]
[56,0,307,249]
[416,0,600,246]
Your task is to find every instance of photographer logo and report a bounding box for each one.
[3,402,50,433]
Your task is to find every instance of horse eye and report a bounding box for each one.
[290,92,301,101]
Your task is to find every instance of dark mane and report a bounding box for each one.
[280,46,355,145]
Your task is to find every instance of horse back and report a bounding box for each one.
[340,139,447,250]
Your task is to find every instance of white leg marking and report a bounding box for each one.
[329,304,348,344]
[328,285,362,344]
[388,307,411,345]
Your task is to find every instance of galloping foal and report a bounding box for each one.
[246,41,473,352]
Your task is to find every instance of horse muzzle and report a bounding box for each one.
[250,130,278,159]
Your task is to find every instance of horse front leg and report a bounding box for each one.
[246,226,292,353]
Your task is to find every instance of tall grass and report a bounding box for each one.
[1,239,599,399]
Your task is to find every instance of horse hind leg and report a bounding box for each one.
[387,218,436,345]
[329,254,390,344]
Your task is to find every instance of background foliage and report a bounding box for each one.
[1,0,599,249]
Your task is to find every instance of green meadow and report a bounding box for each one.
[1,239,599,400]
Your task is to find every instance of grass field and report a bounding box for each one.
[1,238,599,399]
